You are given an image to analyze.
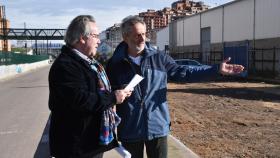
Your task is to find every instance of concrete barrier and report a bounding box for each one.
[0,60,49,80]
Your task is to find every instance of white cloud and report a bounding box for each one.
[3,0,234,31]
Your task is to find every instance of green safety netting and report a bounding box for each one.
[0,52,49,65]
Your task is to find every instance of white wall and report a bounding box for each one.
[156,27,169,51]
[0,60,49,80]
[255,0,280,39]
[183,15,200,46]
[168,0,280,48]
[224,0,254,42]
[201,8,223,43]
[176,20,184,46]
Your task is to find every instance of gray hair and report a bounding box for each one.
[121,15,146,36]
[64,15,96,46]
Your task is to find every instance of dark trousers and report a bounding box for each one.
[51,152,103,158]
[92,153,103,158]
[122,136,167,158]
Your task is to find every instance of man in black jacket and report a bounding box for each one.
[48,15,131,158]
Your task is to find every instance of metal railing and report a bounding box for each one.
[169,47,280,78]
[249,47,280,77]
[0,28,66,40]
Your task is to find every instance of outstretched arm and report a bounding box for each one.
[219,57,244,75]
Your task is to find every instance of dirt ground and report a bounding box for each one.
[167,81,280,158]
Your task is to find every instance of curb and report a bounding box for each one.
[168,135,200,158]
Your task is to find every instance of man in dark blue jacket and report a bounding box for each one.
[106,15,244,158]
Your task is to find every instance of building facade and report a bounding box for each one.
[139,9,169,34]
[100,23,122,53]
[166,0,280,77]
[139,0,209,34]
[139,0,209,47]
[156,27,169,52]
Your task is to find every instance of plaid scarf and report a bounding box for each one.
[90,59,121,145]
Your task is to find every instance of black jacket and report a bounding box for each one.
[48,45,118,158]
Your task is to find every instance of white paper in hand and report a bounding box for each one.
[124,74,144,91]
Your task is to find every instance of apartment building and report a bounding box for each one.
[103,0,210,50]
[139,9,169,33]
[139,0,209,33]
[139,0,209,45]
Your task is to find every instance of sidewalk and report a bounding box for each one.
[103,135,200,158]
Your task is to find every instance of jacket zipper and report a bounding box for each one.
[124,58,144,108]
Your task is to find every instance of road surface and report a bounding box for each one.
[0,66,50,158]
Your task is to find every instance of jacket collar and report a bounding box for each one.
[61,45,91,68]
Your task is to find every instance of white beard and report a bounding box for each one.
[135,44,145,52]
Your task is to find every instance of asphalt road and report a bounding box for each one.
[0,66,51,158]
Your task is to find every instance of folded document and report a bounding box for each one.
[124,74,144,91]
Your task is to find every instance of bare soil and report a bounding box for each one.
[168,81,280,158]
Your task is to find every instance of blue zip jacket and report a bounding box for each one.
[106,41,220,142]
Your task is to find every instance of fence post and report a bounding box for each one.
[4,52,7,65]
[251,49,255,73]
[261,49,264,73]
[273,47,276,77]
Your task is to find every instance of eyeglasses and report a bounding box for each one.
[88,33,100,39]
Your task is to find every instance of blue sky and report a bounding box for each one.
[1,0,234,32]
